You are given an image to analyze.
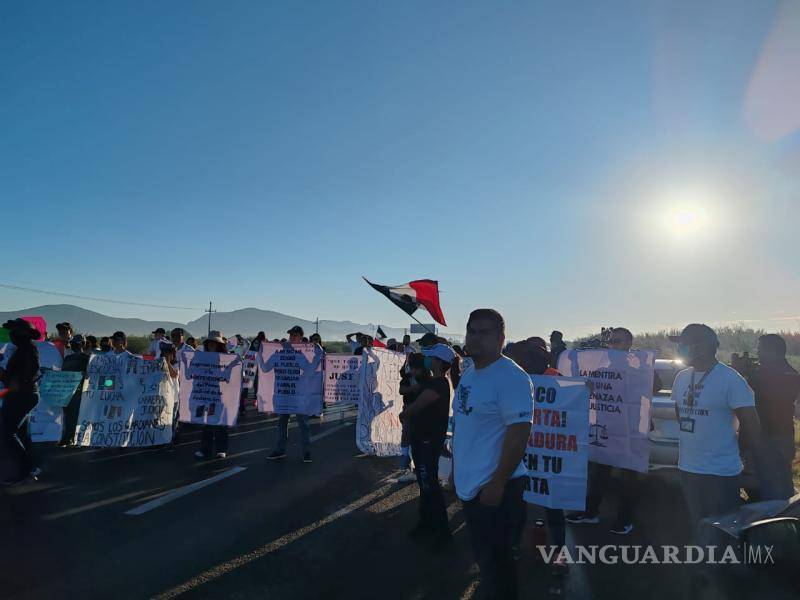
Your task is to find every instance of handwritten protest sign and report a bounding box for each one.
[324,354,362,405]
[524,375,590,510]
[73,353,176,447]
[39,370,84,407]
[557,349,655,473]
[28,341,65,442]
[257,342,324,415]
[356,347,405,456]
[178,351,243,426]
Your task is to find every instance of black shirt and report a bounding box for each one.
[749,360,800,437]
[62,352,89,374]
[411,375,451,442]
[3,343,40,393]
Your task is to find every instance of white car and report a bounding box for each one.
[648,358,684,470]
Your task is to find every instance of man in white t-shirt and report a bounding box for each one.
[669,324,765,530]
[149,327,167,358]
[453,309,533,599]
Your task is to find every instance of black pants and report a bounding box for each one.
[586,462,636,523]
[546,508,566,547]
[61,391,82,445]
[200,425,228,456]
[410,436,448,534]
[2,391,39,477]
[462,477,526,600]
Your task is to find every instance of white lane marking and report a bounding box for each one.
[309,421,352,442]
[152,480,396,599]
[193,421,355,463]
[42,488,166,520]
[125,467,247,516]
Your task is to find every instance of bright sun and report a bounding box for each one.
[661,194,712,238]
[670,207,700,231]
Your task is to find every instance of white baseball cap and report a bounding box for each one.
[422,343,457,364]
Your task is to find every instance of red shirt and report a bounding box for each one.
[52,338,67,358]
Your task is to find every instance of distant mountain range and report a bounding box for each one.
[0,304,412,340]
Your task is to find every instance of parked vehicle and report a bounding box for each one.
[648,358,684,470]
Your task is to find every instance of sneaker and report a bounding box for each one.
[216,452,227,459]
[194,451,207,460]
[565,511,599,524]
[267,451,287,461]
[30,467,42,481]
[302,452,312,463]
[610,522,634,535]
[511,545,522,561]
[397,468,416,483]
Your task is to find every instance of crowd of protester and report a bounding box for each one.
[1,312,798,598]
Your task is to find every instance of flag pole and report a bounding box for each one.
[407,312,437,335]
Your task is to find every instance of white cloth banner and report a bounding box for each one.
[178,351,243,426]
[29,341,65,442]
[323,354,362,405]
[524,375,590,510]
[257,342,324,415]
[73,353,176,447]
[356,347,405,456]
[557,349,655,473]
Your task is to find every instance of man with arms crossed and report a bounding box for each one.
[452,309,533,599]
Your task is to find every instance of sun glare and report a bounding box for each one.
[669,207,700,232]
[657,190,714,239]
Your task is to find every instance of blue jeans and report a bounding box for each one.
[410,437,448,533]
[274,414,310,453]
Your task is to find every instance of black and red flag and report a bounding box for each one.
[363,278,447,326]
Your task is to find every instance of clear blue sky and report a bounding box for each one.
[2,1,799,339]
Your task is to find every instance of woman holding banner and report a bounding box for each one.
[399,345,460,547]
[0,319,42,485]
[194,331,231,460]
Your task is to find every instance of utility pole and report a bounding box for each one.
[205,301,216,336]
[315,317,319,335]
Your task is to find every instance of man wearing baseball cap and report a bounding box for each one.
[669,324,766,530]
[60,335,90,446]
[267,325,315,463]
[149,327,167,358]
[53,322,73,357]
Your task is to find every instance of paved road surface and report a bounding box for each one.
[1,406,796,599]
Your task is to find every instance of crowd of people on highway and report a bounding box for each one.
[1,311,799,598]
